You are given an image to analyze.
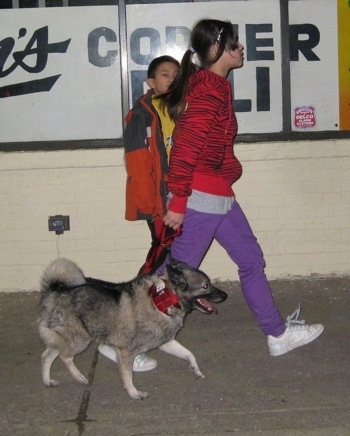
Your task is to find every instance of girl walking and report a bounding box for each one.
[160,18,324,356]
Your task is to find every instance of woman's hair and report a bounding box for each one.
[162,19,239,121]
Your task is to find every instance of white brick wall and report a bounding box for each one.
[1,139,349,292]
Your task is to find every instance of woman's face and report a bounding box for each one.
[209,40,245,76]
[225,42,245,70]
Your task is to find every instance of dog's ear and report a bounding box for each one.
[166,263,186,287]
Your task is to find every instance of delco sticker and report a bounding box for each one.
[294,106,316,129]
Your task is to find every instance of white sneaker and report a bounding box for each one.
[268,304,324,357]
[133,353,158,372]
[98,344,158,372]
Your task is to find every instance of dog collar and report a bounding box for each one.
[148,281,181,315]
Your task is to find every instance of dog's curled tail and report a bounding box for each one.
[41,257,86,293]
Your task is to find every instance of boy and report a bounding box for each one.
[124,55,180,230]
[98,55,180,371]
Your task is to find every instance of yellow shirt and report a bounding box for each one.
[152,96,175,161]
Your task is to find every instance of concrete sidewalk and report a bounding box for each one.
[1,276,349,435]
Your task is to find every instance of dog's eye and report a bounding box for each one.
[203,283,208,290]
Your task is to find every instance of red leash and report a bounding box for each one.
[139,221,182,275]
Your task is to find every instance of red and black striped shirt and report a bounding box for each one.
[168,69,243,214]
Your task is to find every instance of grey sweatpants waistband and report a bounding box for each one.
[187,189,235,214]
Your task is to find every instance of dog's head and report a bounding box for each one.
[165,260,227,314]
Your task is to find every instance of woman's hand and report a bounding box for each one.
[163,210,184,230]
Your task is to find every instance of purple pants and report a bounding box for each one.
[159,201,285,337]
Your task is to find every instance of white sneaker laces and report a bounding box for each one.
[286,303,305,328]
[134,354,145,364]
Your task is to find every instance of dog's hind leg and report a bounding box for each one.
[117,350,149,400]
[42,347,60,387]
[159,339,205,379]
[60,356,89,384]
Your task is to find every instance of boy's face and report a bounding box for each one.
[146,62,179,95]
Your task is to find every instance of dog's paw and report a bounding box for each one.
[75,374,89,384]
[45,380,59,387]
[191,366,205,379]
[128,389,149,400]
[136,391,149,400]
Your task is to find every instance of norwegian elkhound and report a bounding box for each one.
[38,257,227,400]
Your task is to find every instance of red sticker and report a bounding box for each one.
[294,106,316,129]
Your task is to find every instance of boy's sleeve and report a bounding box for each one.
[124,110,156,219]
[124,108,148,152]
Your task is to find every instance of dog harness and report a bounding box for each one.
[148,281,181,315]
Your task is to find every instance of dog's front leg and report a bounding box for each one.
[117,350,149,400]
[159,339,205,379]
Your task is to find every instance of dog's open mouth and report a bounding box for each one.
[194,298,218,314]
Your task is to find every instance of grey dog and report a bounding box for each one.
[38,257,227,400]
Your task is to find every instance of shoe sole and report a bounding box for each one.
[133,361,158,372]
[270,324,325,357]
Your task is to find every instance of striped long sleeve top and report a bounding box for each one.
[168,69,243,214]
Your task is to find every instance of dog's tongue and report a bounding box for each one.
[197,298,218,314]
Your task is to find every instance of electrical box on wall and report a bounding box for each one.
[48,215,70,235]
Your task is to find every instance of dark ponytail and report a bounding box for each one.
[163,49,198,121]
[161,19,239,121]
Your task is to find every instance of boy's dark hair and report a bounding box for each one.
[147,55,180,79]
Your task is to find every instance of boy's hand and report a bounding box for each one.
[163,211,184,230]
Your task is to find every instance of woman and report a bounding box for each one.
[160,19,324,356]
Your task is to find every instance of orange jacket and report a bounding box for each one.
[124,89,168,221]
